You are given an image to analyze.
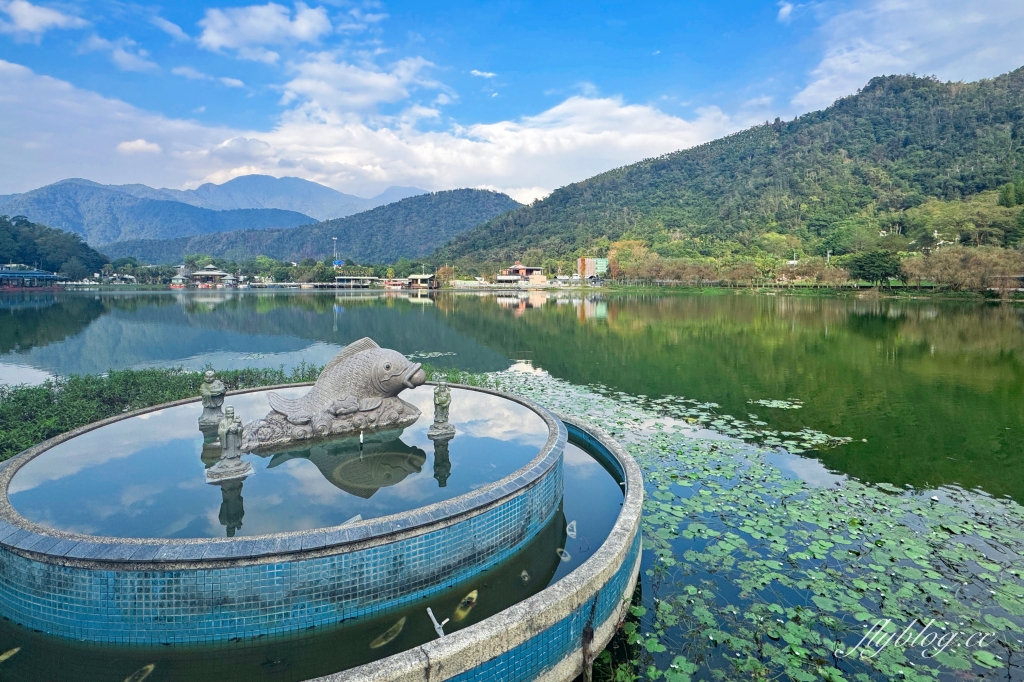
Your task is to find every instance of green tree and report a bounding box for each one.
[1009,210,1024,247]
[59,256,91,281]
[998,183,1018,207]
[111,256,140,271]
[848,250,902,286]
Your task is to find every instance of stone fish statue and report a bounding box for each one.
[241,337,426,451]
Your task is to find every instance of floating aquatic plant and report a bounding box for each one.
[748,398,804,410]
[484,369,1024,681]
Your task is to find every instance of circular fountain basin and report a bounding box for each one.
[0,386,643,682]
[0,384,566,645]
[8,386,550,538]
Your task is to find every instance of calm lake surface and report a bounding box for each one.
[3,289,1023,502]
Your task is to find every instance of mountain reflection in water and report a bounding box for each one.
[3,289,1024,501]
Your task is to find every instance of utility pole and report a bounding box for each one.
[332,237,337,264]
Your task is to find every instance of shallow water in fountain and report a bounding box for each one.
[8,386,549,538]
[0,440,623,682]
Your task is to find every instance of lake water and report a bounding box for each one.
[3,289,1023,503]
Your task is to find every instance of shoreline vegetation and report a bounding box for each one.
[0,365,483,463]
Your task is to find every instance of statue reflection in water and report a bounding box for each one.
[262,434,427,499]
[218,479,245,536]
[197,399,254,537]
[428,379,456,488]
[199,378,459,533]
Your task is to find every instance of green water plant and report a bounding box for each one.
[483,368,1024,681]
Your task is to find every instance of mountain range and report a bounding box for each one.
[103,175,426,221]
[0,176,427,247]
[437,66,1024,266]
[102,189,521,265]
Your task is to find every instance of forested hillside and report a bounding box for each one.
[105,189,521,265]
[0,180,314,245]
[437,67,1024,271]
[0,215,108,279]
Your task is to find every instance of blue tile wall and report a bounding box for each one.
[447,528,641,682]
[0,459,562,644]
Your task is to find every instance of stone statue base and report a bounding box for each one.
[199,407,224,430]
[205,459,254,484]
[428,422,456,439]
[242,397,419,453]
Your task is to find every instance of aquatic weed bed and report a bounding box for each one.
[482,369,1024,681]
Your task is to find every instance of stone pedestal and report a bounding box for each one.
[205,458,254,484]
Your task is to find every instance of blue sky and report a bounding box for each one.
[1,0,1023,200]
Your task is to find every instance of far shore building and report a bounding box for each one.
[0,264,60,289]
[408,273,438,289]
[577,257,609,280]
[190,264,231,288]
[335,275,379,289]
[497,261,546,285]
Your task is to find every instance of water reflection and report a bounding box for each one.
[4,289,1024,501]
[0,291,509,379]
[264,434,429,499]
[217,479,246,537]
[9,386,543,538]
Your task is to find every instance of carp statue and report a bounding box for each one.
[241,337,426,452]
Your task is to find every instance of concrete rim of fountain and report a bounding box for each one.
[0,382,566,568]
[307,413,645,682]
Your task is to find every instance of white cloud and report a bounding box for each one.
[0,0,86,38]
[171,65,207,80]
[82,34,158,72]
[0,59,742,200]
[150,16,189,42]
[777,2,795,23]
[198,1,332,61]
[116,138,162,154]
[794,0,1024,110]
[0,60,232,191]
[470,69,496,78]
[281,53,439,113]
[335,7,387,33]
[172,66,246,88]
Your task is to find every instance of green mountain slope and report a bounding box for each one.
[0,215,108,278]
[103,189,521,265]
[0,180,315,245]
[437,67,1024,265]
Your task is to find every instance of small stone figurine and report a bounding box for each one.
[198,370,226,430]
[206,408,255,483]
[428,378,455,486]
[217,406,236,446]
[427,379,455,439]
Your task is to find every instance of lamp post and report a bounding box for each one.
[332,237,338,265]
